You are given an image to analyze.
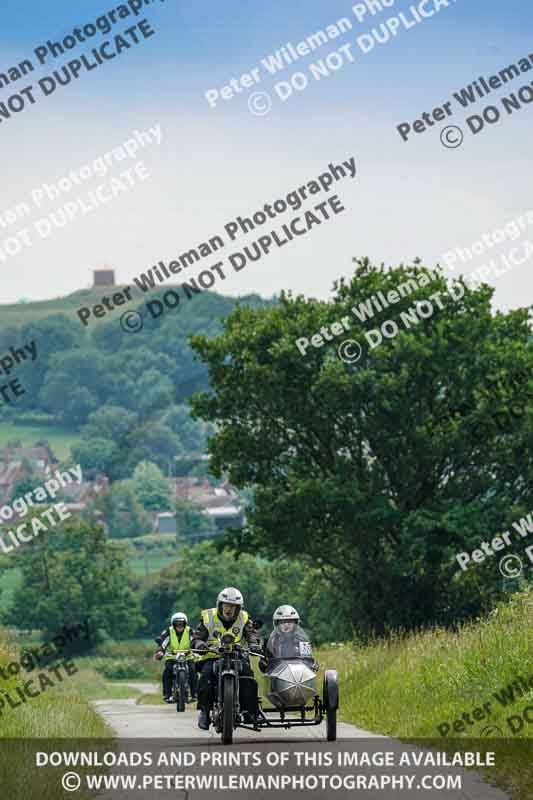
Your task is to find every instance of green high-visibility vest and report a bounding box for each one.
[165,625,191,661]
[198,608,249,660]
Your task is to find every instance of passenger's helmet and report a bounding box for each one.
[273,605,300,625]
[217,587,243,619]
[171,612,188,626]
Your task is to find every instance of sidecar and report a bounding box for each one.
[251,627,339,741]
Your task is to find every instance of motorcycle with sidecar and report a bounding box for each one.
[192,624,338,744]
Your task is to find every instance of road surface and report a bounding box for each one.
[88,682,510,800]
[95,681,379,739]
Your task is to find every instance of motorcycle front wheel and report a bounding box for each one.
[176,670,187,712]
[222,675,234,745]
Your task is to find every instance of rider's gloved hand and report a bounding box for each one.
[258,658,268,673]
[311,660,319,673]
[195,641,209,652]
[154,651,164,661]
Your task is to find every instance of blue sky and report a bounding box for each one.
[1,0,532,312]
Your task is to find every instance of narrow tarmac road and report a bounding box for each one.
[88,683,510,800]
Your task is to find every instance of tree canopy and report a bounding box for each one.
[132,461,173,511]
[190,258,533,635]
[3,514,144,639]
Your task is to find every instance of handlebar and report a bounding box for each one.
[190,646,263,657]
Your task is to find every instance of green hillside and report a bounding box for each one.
[0,285,165,329]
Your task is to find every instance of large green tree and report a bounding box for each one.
[190,259,533,635]
[71,437,116,472]
[99,483,153,539]
[132,461,172,510]
[4,514,144,639]
[175,499,215,542]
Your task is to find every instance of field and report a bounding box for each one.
[0,550,177,616]
[0,566,21,610]
[0,421,80,460]
[128,554,178,577]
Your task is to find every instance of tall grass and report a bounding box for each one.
[0,633,115,800]
[87,638,161,681]
[0,635,112,738]
[317,588,533,800]
[318,589,533,739]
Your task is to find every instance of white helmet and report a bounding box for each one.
[273,605,300,625]
[217,587,243,618]
[171,612,188,625]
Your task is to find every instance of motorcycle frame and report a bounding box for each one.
[171,652,190,700]
[212,643,243,731]
[239,695,324,731]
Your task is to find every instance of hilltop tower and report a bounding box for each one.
[93,267,116,287]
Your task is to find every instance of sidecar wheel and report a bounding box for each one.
[323,669,339,742]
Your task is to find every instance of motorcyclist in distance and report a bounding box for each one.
[154,611,197,702]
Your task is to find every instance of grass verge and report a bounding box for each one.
[317,588,533,799]
[0,637,114,800]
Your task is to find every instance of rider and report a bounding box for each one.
[260,605,319,672]
[191,586,261,730]
[154,612,197,702]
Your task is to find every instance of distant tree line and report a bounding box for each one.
[0,290,270,478]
